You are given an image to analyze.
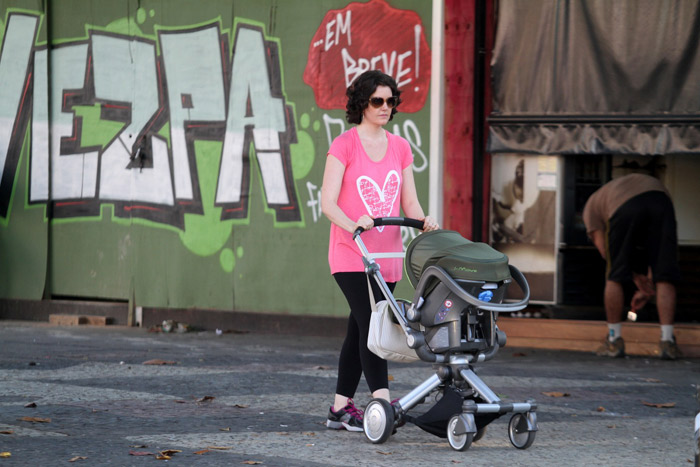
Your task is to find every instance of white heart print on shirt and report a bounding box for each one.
[356,170,400,232]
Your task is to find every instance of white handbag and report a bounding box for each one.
[366,278,420,363]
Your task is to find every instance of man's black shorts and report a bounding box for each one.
[606,191,681,283]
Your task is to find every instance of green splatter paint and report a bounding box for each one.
[104,17,144,36]
[290,130,315,180]
[136,7,146,24]
[220,248,235,272]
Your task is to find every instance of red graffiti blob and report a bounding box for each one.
[303,0,431,113]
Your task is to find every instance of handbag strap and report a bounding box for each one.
[366,275,376,311]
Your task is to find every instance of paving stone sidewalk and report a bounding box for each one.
[0,321,698,466]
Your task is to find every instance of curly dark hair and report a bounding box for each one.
[345,70,402,124]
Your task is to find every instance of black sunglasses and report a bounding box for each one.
[368,96,399,108]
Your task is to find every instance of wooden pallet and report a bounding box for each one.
[48,314,114,326]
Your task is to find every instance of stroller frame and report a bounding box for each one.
[354,217,538,451]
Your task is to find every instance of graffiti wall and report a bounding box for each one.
[0,0,433,316]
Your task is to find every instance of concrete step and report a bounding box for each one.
[499,317,700,358]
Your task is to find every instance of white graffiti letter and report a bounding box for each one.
[160,26,227,202]
[217,25,299,222]
[30,48,49,202]
[50,44,99,200]
[323,113,345,147]
[306,180,322,223]
[93,34,174,205]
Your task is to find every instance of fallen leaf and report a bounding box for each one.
[597,406,606,412]
[312,365,332,370]
[607,424,616,429]
[304,432,316,436]
[174,400,187,404]
[129,450,154,456]
[194,449,211,455]
[219,427,231,432]
[160,450,182,456]
[542,391,570,398]
[0,430,13,435]
[306,444,315,446]
[377,450,393,455]
[129,445,148,448]
[641,401,676,408]
[155,455,171,460]
[19,416,51,423]
[388,374,394,381]
[242,462,262,465]
[233,404,249,408]
[207,446,232,450]
[24,402,37,408]
[0,452,10,458]
[142,359,176,365]
[197,396,215,403]
[68,456,87,462]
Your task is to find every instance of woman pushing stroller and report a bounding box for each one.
[321,70,439,431]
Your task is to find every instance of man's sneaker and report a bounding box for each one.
[596,337,625,358]
[658,338,682,360]
[326,399,364,432]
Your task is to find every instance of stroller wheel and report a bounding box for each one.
[473,426,487,442]
[447,415,474,451]
[363,399,394,444]
[508,413,537,449]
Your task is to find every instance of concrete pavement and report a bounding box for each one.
[0,320,698,466]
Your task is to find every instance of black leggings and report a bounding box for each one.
[333,272,396,398]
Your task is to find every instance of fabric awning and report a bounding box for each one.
[487,0,700,155]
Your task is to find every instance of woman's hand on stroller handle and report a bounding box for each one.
[353,217,433,239]
[352,214,375,239]
[421,215,440,232]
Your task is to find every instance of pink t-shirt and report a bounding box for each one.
[327,127,414,282]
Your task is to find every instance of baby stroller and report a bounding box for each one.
[354,217,537,451]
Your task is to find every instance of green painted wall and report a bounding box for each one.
[0,0,433,316]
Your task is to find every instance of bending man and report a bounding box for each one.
[583,173,681,360]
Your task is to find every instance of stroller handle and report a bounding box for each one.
[413,264,531,313]
[353,217,426,239]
